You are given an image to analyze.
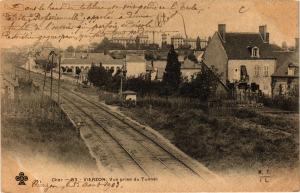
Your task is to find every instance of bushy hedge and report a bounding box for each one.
[137,96,207,110]
[262,95,298,112]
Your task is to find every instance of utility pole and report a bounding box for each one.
[120,54,127,100]
[57,54,61,105]
[152,31,155,44]
[14,63,17,80]
[41,61,47,106]
[49,50,56,99]
[28,59,31,80]
[149,59,153,114]
[120,54,127,103]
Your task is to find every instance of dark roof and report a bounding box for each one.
[272,51,299,77]
[219,32,276,59]
[35,59,49,65]
[126,54,145,63]
[122,90,137,95]
[61,52,123,65]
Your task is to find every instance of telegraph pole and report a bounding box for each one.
[120,54,127,100]
[120,55,124,96]
[149,59,154,114]
[57,54,61,105]
[28,59,31,80]
[49,50,56,99]
[41,61,47,106]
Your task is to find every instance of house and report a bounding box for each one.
[136,35,149,45]
[184,38,197,49]
[111,36,135,47]
[60,52,124,76]
[180,58,201,81]
[125,54,147,78]
[204,24,277,96]
[271,46,299,96]
[152,60,167,81]
[171,34,184,49]
[199,38,208,50]
[161,33,168,47]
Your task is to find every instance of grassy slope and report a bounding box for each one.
[121,106,299,172]
[2,119,96,169]
[1,96,97,169]
[75,86,299,172]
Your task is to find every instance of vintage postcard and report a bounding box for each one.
[1,0,299,192]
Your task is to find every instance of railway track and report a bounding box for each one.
[17,67,221,187]
[61,90,201,178]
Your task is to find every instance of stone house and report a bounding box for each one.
[60,53,124,78]
[271,49,299,96]
[180,58,201,81]
[204,24,277,96]
[125,54,147,78]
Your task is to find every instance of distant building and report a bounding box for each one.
[204,24,277,95]
[125,54,147,78]
[145,60,167,81]
[199,38,208,50]
[111,37,135,47]
[170,34,205,50]
[184,38,197,49]
[58,52,124,82]
[271,44,299,96]
[136,35,149,45]
[171,34,184,49]
[161,33,168,47]
[180,58,201,81]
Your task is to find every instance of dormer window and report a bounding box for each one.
[252,47,259,58]
[287,63,298,76]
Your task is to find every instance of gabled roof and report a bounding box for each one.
[61,52,123,65]
[218,32,276,60]
[126,54,145,63]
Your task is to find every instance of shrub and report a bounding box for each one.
[262,95,298,112]
[233,109,258,119]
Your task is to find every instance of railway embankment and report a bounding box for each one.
[1,79,97,173]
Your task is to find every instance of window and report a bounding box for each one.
[240,65,248,82]
[110,66,115,73]
[252,47,259,57]
[264,66,268,77]
[254,65,260,77]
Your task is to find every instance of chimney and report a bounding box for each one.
[218,24,226,42]
[295,38,299,51]
[265,33,269,43]
[259,25,267,43]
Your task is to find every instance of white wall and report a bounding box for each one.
[126,62,146,77]
[228,59,276,95]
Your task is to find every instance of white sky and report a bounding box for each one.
[1,0,298,49]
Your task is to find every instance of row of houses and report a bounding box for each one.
[60,52,204,82]
[111,33,208,50]
[30,24,298,97]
